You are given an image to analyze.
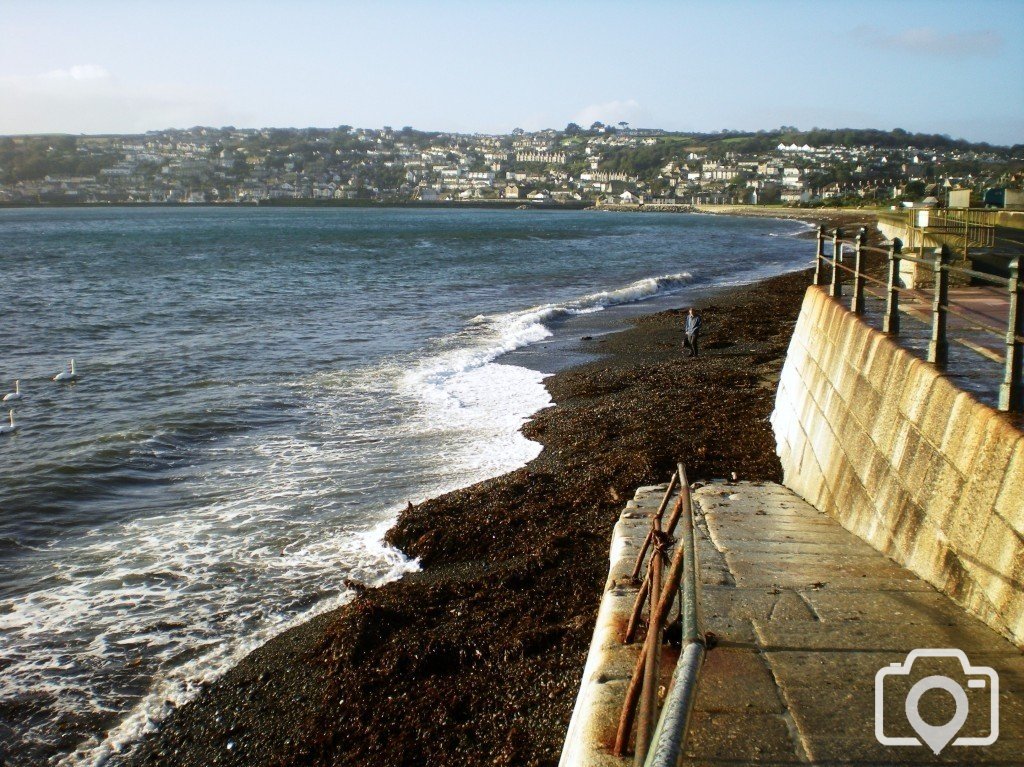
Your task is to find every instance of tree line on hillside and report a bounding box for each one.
[0,136,120,184]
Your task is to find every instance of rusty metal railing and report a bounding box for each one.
[612,463,705,765]
[813,226,1023,412]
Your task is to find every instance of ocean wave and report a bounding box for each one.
[1,208,817,767]
[53,524,415,767]
[399,271,694,497]
[768,219,817,238]
[414,270,693,391]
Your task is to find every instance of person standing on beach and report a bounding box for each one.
[683,307,702,357]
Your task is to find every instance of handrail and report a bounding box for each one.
[644,463,704,767]
[813,225,1023,412]
[902,208,997,249]
[613,463,705,766]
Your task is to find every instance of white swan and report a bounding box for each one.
[0,410,17,435]
[54,359,78,383]
[2,380,21,402]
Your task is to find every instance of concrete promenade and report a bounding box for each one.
[688,481,1023,765]
[857,285,1016,413]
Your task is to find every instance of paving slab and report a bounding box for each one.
[800,589,982,624]
[685,481,1024,765]
[728,549,918,575]
[708,539,882,557]
[682,711,801,764]
[692,647,787,715]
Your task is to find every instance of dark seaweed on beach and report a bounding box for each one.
[125,221,869,766]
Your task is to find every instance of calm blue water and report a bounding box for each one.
[0,206,811,765]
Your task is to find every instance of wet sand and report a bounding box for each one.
[124,213,877,767]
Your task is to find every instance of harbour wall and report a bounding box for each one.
[771,285,1024,647]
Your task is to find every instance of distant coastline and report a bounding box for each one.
[0,198,588,210]
[0,199,879,218]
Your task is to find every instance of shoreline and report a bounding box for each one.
[117,211,878,767]
[0,199,884,215]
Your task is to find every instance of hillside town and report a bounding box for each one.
[1,123,1022,208]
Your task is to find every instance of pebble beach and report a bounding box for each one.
[117,209,880,767]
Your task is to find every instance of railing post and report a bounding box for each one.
[999,257,1023,412]
[851,227,867,315]
[927,245,951,369]
[830,228,843,298]
[883,238,902,335]
[635,540,663,765]
[813,225,825,285]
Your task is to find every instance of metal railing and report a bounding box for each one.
[813,226,1023,412]
[904,208,997,249]
[612,463,706,766]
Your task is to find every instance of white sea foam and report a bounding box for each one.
[1,380,428,766]
[413,270,694,388]
[55,527,413,767]
[767,219,816,237]
[5,270,696,767]
[398,271,694,496]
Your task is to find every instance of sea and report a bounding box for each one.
[0,206,812,765]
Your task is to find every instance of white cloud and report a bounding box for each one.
[572,99,646,128]
[858,26,1002,58]
[0,66,249,134]
[42,64,111,81]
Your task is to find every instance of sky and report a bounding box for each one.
[1,0,1022,144]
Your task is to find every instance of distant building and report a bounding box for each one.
[515,151,566,165]
[947,188,971,209]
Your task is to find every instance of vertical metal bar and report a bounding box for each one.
[667,463,689,539]
[918,242,925,290]
[928,246,950,368]
[963,215,969,265]
[883,238,902,334]
[852,227,867,315]
[813,225,825,285]
[615,558,654,756]
[830,229,843,298]
[679,473,700,647]
[1000,257,1023,412]
[635,545,663,765]
[615,537,688,756]
[625,578,650,645]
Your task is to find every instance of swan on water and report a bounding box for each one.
[54,359,78,382]
[2,380,21,402]
[0,410,17,435]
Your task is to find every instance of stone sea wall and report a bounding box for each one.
[772,285,1024,647]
